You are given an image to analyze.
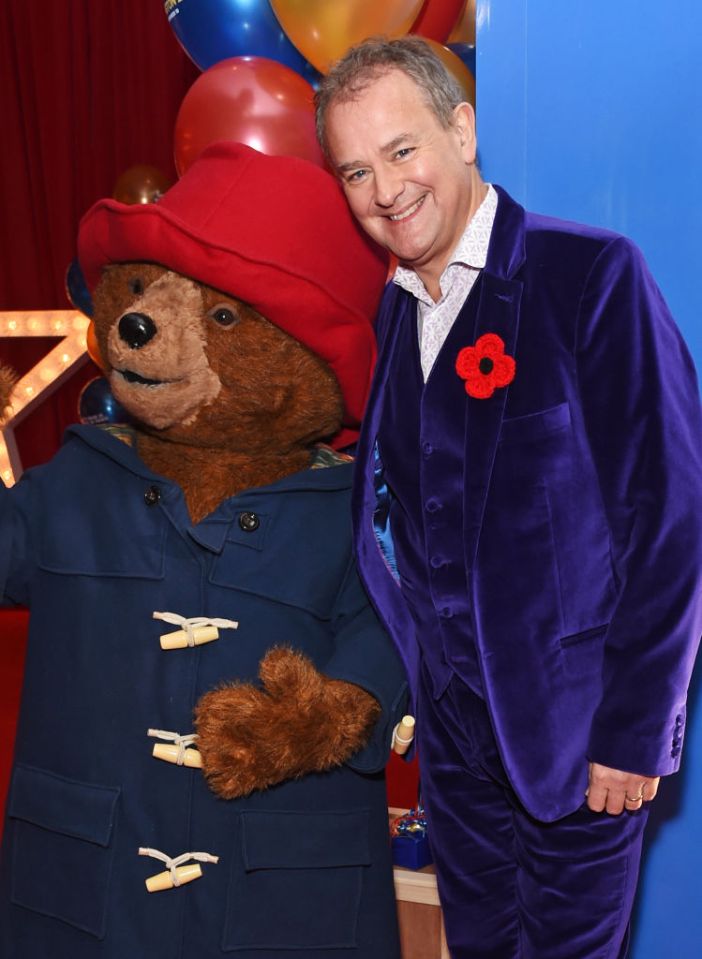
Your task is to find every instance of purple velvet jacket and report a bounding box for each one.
[353,185,702,821]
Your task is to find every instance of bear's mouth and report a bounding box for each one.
[116,369,170,387]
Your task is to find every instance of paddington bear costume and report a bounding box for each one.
[0,143,407,959]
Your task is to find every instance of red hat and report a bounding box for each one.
[77,142,389,449]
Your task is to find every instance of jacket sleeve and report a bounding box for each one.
[576,236,702,775]
[0,473,37,608]
[323,553,409,775]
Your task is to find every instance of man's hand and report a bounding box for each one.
[586,762,660,814]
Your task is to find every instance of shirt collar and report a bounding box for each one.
[393,183,498,302]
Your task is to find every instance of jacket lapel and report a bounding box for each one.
[462,187,526,568]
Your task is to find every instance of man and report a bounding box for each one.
[315,36,702,958]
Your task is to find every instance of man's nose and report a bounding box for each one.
[372,168,403,208]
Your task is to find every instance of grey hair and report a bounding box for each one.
[314,35,466,161]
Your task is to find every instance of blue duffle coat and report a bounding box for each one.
[0,425,407,958]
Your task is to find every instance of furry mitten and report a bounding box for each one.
[194,646,381,799]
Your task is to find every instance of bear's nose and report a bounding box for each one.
[119,312,157,349]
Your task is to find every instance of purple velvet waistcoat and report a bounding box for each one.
[377,280,485,699]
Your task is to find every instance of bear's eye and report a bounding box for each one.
[209,305,239,327]
[128,277,144,295]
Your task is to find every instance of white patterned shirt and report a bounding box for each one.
[393,184,498,381]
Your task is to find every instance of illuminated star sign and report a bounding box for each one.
[0,310,91,486]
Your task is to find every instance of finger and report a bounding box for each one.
[586,783,608,813]
[605,789,626,815]
[642,777,660,802]
[623,794,644,811]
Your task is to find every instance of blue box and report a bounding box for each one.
[392,833,433,870]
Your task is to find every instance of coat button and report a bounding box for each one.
[238,511,260,532]
[675,715,683,727]
[144,485,161,506]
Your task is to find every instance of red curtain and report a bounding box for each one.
[0,1,198,467]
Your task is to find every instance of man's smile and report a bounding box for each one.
[388,195,426,221]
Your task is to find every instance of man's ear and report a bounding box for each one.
[453,102,477,163]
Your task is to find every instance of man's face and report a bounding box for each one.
[325,69,482,292]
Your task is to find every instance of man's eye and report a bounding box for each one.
[395,147,413,160]
[209,306,238,327]
[347,169,368,184]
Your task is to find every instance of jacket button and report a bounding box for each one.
[675,715,683,727]
[144,485,161,507]
[238,511,260,532]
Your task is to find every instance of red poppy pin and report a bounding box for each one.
[456,333,516,399]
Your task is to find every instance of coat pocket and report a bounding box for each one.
[8,765,120,939]
[223,809,370,952]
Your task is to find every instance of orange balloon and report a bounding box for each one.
[447,0,476,45]
[85,321,108,372]
[174,56,324,176]
[270,0,425,73]
[112,165,172,205]
[423,38,475,107]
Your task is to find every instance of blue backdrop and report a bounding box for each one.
[476,2,702,955]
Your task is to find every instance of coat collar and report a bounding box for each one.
[63,424,354,495]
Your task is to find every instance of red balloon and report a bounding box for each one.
[411,0,465,43]
[174,57,324,176]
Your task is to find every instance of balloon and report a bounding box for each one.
[65,259,93,317]
[447,0,476,45]
[411,0,465,43]
[78,377,132,426]
[85,322,108,372]
[164,0,316,77]
[174,56,324,175]
[112,165,172,205]
[270,0,425,74]
[423,38,475,107]
[447,42,476,81]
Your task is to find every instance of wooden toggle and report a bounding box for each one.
[159,625,219,650]
[392,715,416,756]
[145,863,202,893]
[152,743,203,768]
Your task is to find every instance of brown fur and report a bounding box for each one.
[195,647,381,798]
[89,261,379,797]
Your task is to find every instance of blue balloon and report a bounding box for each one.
[78,378,133,426]
[65,258,93,318]
[447,42,476,79]
[165,0,317,78]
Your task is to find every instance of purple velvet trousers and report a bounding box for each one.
[417,664,649,958]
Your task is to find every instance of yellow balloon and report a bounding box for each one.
[270,0,425,74]
[447,0,476,46]
[423,38,475,108]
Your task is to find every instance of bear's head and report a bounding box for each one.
[77,143,387,521]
